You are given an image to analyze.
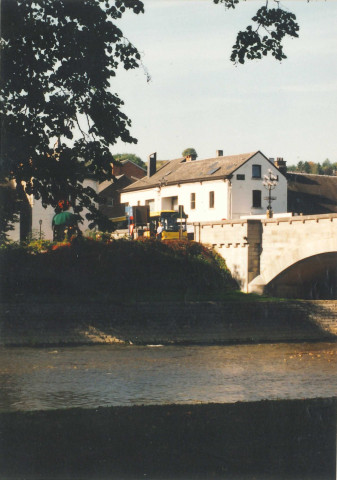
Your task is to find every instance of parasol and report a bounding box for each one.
[52,211,77,226]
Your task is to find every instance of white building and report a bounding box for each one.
[31,178,98,240]
[121,151,287,222]
[5,178,98,242]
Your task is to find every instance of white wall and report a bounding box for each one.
[231,152,287,219]
[31,179,99,240]
[6,220,20,242]
[121,154,288,223]
[31,198,55,240]
[121,188,159,211]
[121,180,230,223]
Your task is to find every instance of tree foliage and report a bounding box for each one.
[0,0,307,240]
[182,148,198,158]
[113,153,146,169]
[0,0,144,232]
[0,184,21,243]
[288,160,337,176]
[214,0,299,64]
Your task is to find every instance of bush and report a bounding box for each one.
[0,237,237,301]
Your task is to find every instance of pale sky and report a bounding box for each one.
[110,0,337,166]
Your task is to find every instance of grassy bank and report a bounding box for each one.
[1,398,335,479]
[1,238,241,303]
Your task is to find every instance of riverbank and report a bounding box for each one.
[1,398,335,479]
[1,300,337,347]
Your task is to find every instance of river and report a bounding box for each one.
[1,342,336,412]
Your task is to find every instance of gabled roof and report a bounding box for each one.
[123,151,263,192]
[120,159,147,172]
[98,175,132,196]
[287,172,337,215]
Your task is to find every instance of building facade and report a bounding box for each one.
[121,151,288,222]
[6,159,146,242]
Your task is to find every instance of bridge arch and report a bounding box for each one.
[195,214,337,298]
[249,215,337,298]
[263,252,337,299]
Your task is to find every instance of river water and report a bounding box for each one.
[1,342,336,412]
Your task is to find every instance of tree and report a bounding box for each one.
[0,0,144,235]
[0,183,20,243]
[0,0,306,240]
[182,148,198,159]
[214,0,299,64]
[113,153,146,169]
[322,159,333,176]
[288,160,337,176]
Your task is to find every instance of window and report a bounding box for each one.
[209,191,214,208]
[190,192,196,209]
[252,190,262,208]
[236,174,245,180]
[252,164,261,178]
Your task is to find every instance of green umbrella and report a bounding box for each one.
[52,211,77,226]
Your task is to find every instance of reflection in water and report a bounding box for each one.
[0,342,336,411]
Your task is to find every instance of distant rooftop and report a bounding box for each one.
[287,172,337,215]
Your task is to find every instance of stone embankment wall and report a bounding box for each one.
[1,300,337,347]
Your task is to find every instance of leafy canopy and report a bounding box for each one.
[182,148,198,159]
[214,0,299,64]
[1,0,302,238]
[1,0,144,230]
[287,160,337,176]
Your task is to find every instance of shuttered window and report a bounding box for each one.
[209,191,214,208]
[252,190,262,208]
[190,193,196,209]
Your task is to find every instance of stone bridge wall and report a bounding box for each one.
[194,214,337,293]
[257,214,337,288]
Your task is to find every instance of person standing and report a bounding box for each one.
[156,222,164,240]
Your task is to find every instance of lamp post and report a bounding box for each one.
[263,169,278,218]
[39,219,42,239]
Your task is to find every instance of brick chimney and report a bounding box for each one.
[147,152,157,177]
[274,157,287,175]
[216,150,223,157]
[185,153,197,162]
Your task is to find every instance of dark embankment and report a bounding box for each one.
[0,238,237,303]
[0,398,336,480]
[1,239,337,346]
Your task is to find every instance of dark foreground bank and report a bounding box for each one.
[0,398,335,480]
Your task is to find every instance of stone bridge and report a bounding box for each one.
[193,214,337,298]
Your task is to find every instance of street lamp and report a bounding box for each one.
[262,169,278,218]
[39,219,42,239]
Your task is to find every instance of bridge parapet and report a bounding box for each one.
[252,213,337,294]
[194,214,337,295]
[193,219,262,291]
[193,219,250,247]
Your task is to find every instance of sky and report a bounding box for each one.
[110,0,337,166]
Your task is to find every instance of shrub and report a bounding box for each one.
[1,238,236,300]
